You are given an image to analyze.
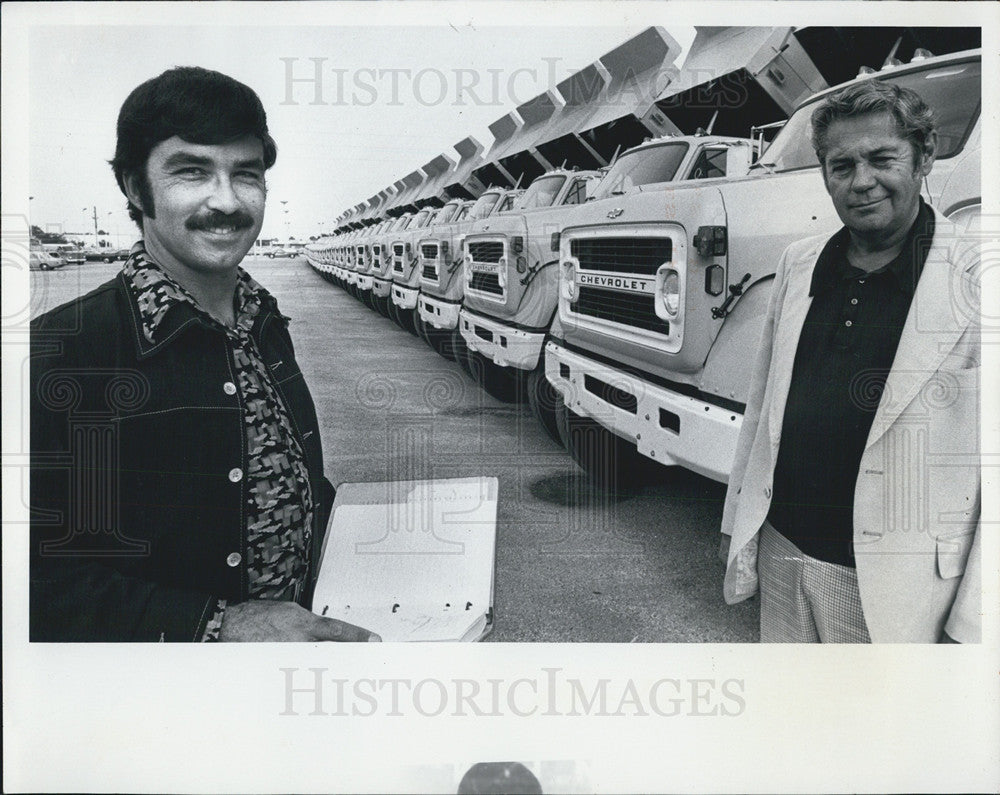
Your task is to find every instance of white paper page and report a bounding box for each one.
[318,604,486,643]
[312,477,498,641]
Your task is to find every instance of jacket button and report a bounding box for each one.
[226,552,242,567]
[223,381,237,395]
[228,467,243,483]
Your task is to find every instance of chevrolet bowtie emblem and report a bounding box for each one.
[607,208,624,218]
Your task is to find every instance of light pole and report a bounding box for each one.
[280,200,290,242]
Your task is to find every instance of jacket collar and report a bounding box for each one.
[863,209,978,451]
[118,241,285,361]
[809,198,935,297]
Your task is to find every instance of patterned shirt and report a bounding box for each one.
[122,242,314,640]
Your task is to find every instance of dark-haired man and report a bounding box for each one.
[30,67,378,642]
[721,79,980,643]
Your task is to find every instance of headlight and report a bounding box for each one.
[560,260,578,302]
[660,268,680,317]
[497,257,507,289]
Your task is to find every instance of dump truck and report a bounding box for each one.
[458,136,758,442]
[544,48,982,487]
[416,187,525,360]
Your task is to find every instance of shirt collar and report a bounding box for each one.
[122,241,273,344]
[810,198,935,297]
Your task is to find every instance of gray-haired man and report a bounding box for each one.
[721,80,981,643]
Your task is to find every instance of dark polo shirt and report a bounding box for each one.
[767,199,935,566]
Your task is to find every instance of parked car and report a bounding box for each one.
[45,243,85,265]
[29,249,66,270]
[261,245,298,258]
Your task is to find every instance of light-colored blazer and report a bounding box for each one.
[721,210,981,643]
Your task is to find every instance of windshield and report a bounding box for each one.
[432,204,458,224]
[394,216,412,231]
[755,59,981,173]
[469,192,501,219]
[412,210,432,228]
[517,175,566,210]
[592,142,690,199]
[452,204,471,223]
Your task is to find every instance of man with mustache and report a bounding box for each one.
[30,67,379,642]
[721,79,981,643]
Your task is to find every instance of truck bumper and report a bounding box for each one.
[545,341,742,483]
[372,277,392,298]
[459,308,545,371]
[357,274,373,291]
[391,284,419,309]
[419,294,460,330]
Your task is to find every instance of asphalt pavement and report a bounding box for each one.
[28,255,759,642]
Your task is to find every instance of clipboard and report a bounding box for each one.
[311,476,499,641]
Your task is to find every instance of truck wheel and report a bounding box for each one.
[387,299,401,326]
[454,331,476,379]
[425,323,459,362]
[397,307,419,336]
[527,365,564,447]
[414,312,433,347]
[435,326,460,362]
[558,404,660,492]
[474,354,524,403]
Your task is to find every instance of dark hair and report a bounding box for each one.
[110,66,277,226]
[811,79,936,167]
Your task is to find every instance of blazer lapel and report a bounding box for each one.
[864,226,973,451]
[767,248,817,450]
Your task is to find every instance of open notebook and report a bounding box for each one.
[311,476,499,642]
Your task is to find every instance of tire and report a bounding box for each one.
[526,364,564,447]
[387,298,403,328]
[104,256,113,263]
[397,306,419,336]
[373,295,392,318]
[434,325,460,361]
[414,311,433,348]
[471,351,524,403]
[557,403,662,492]
[424,320,459,362]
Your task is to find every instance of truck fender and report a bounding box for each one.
[698,274,775,407]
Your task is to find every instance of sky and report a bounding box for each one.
[25,14,694,242]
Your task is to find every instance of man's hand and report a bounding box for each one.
[219,600,381,642]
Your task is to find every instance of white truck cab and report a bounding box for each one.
[545,49,982,487]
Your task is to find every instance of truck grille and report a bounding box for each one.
[422,263,438,281]
[392,244,405,274]
[570,286,669,334]
[421,243,439,260]
[468,241,504,263]
[570,237,672,275]
[470,272,503,295]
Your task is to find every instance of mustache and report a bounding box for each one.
[186,211,255,231]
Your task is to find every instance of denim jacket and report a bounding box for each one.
[30,270,334,641]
